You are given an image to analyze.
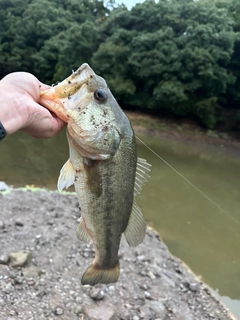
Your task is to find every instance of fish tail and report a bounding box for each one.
[81,262,120,286]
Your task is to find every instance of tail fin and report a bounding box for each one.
[81,262,120,286]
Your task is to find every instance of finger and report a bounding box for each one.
[22,105,66,138]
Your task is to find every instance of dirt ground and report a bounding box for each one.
[0,188,237,320]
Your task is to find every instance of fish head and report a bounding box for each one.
[40,63,124,160]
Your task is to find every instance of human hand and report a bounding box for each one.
[0,72,66,138]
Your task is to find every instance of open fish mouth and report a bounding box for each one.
[39,63,96,122]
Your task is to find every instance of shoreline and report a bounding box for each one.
[0,188,237,319]
[126,111,240,159]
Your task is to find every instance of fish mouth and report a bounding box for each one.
[39,63,96,121]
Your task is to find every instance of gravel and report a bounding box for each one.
[0,188,237,320]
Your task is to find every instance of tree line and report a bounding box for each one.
[0,0,240,129]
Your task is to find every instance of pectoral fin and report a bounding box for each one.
[124,201,146,247]
[76,217,92,246]
[57,159,75,192]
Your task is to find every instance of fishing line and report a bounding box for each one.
[136,135,240,225]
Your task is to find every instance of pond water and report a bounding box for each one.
[1,128,240,318]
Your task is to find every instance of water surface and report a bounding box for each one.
[1,129,240,318]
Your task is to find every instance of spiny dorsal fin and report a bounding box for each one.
[134,157,151,196]
[57,159,75,192]
[124,201,146,247]
[76,217,92,246]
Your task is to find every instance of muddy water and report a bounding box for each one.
[1,129,240,318]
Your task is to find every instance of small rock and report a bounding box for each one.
[9,310,16,316]
[28,280,36,286]
[15,220,24,227]
[14,277,23,285]
[148,301,167,318]
[0,220,4,229]
[0,181,8,191]
[147,271,156,279]
[54,307,64,316]
[75,296,82,303]
[144,291,152,299]
[8,251,32,268]
[89,287,105,301]
[0,253,9,265]
[140,305,153,320]
[22,266,41,278]
[137,255,146,262]
[189,282,199,292]
[74,305,82,315]
[83,304,117,320]
[1,281,13,293]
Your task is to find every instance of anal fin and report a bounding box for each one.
[76,216,92,246]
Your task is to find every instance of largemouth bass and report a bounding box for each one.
[40,63,151,286]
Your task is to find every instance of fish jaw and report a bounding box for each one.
[39,64,93,122]
[40,87,69,123]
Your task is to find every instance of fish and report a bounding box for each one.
[40,63,151,286]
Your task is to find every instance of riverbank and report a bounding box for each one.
[127,111,240,159]
[0,188,236,320]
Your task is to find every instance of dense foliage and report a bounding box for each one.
[0,0,240,129]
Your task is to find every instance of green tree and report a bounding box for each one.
[92,0,238,128]
[0,0,108,82]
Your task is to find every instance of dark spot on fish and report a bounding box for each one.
[76,169,81,173]
[83,159,102,197]
[102,126,108,132]
[83,112,86,114]
[78,107,81,110]
[68,80,71,84]
[90,75,93,78]
[103,109,107,116]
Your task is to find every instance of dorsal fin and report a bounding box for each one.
[134,157,151,196]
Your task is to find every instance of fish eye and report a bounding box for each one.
[94,89,108,102]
